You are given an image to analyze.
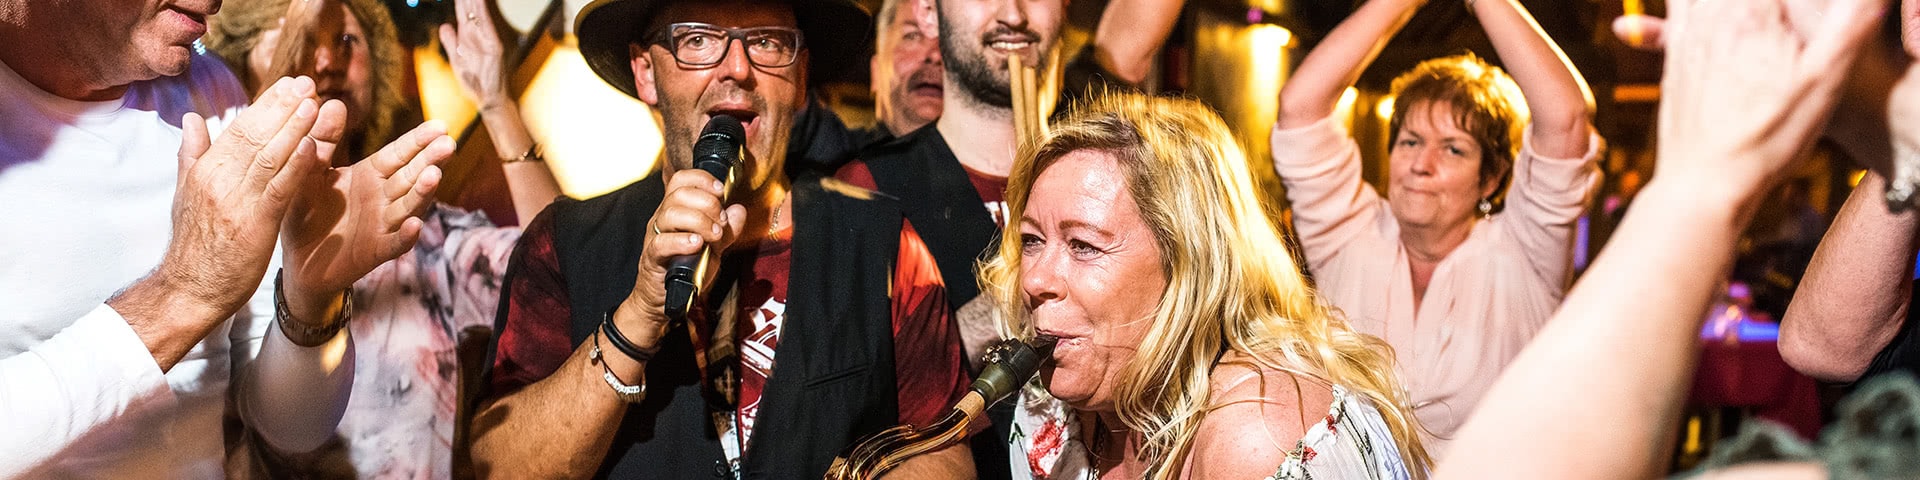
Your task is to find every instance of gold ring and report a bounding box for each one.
[651,224,662,236]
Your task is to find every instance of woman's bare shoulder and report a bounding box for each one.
[1185,359,1336,479]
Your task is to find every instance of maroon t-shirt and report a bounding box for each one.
[961,165,1009,228]
[488,200,970,450]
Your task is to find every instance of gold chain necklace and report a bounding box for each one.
[769,191,788,236]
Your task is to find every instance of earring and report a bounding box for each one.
[1477,198,1492,215]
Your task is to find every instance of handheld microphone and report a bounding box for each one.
[664,115,745,323]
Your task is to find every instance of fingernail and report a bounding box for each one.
[712,180,724,191]
[295,99,316,118]
[712,224,722,236]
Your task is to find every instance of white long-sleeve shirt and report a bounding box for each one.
[0,53,353,478]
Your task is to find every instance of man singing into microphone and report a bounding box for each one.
[470,0,974,477]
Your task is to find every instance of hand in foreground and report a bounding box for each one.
[110,77,329,369]
[1614,1,1909,184]
[616,170,748,352]
[1653,0,1886,200]
[279,117,455,329]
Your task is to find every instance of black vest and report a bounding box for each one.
[538,172,903,479]
[857,126,1000,311]
[857,127,1016,480]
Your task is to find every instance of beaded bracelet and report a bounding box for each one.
[589,331,647,403]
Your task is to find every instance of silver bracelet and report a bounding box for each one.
[590,332,647,403]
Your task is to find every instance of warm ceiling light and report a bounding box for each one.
[519,38,661,199]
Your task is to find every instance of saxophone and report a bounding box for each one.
[823,335,1058,479]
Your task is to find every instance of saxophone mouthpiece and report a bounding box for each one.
[970,335,1058,405]
[1031,334,1059,350]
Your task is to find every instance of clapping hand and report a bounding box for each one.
[277,112,454,328]
[112,77,330,369]
[1652,0,1887,201]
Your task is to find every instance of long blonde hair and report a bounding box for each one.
[980,93,1431,478]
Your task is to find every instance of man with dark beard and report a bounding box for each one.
[845,0,1066,369]
[832,0,1068,477]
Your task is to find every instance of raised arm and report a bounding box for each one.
[1437,0,1885,477]
[1779,172,1919,382]
[1781,2,1920,383]
[1276,0,1426,129]
[1090,0,1184,86]
[441,0,563,223]
[1469,0,1594,158]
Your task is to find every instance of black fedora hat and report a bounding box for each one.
[573,0,873,99]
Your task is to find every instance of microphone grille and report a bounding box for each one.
[701,114,746,142]
[693,115,746,168]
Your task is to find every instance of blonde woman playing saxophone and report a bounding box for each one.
[985,93,1429,480]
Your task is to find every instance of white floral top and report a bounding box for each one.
[1270,385,1413,480]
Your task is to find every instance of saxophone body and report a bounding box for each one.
[824,336,1057,479]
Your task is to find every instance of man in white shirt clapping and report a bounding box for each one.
[0,0,453,476]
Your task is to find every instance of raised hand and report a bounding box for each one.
[438,0,512,110]
[1617,0,1912,196]
[436,0,562,223]
[110,77,328,370]
[1437,3,1888,477]
[278,118,455,330]
[1653,0,1886,198]
[614,170,748,352]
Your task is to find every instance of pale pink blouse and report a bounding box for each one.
[1270,116,1601,455]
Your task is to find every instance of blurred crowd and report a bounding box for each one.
[3,0,1918,478]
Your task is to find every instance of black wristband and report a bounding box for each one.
[601,304,656,362]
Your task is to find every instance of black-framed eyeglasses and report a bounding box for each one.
[656,22,806,69]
